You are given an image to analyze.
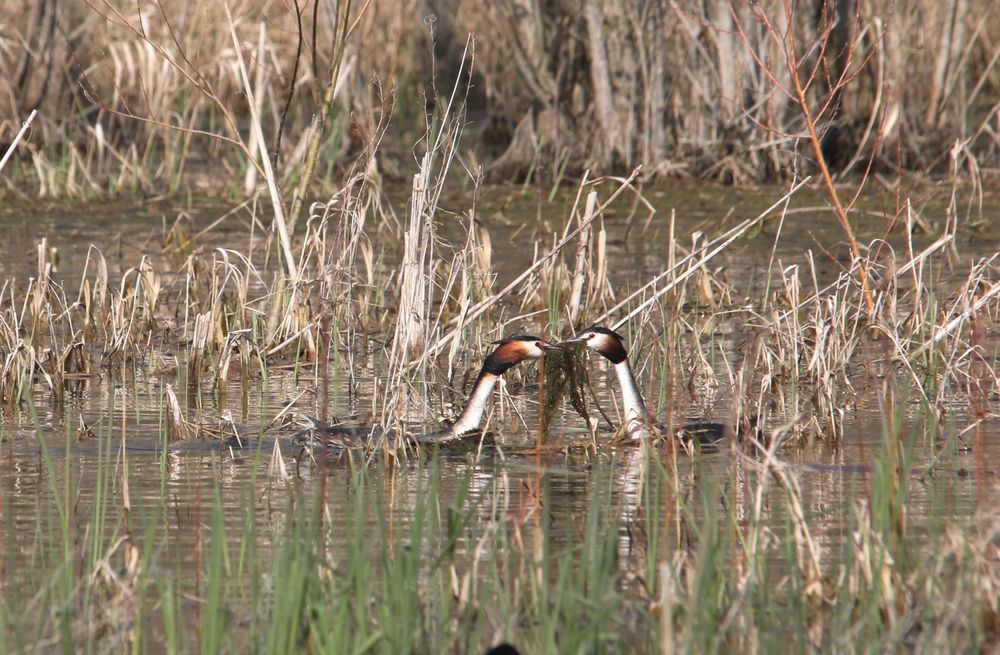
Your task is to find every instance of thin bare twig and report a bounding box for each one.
[0,109,37,173]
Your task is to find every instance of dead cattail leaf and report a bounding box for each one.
[164,383,193,441]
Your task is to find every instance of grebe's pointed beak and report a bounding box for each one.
[554,334,588,347]
[538,340,561,351]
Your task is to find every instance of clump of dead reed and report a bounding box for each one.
[3,1,999,197]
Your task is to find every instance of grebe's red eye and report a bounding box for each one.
[587,334,595,340]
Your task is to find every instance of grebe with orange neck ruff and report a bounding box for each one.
[295,335,560,449]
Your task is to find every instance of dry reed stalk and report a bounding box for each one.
[773,464,823,595]
[164,383,193,441]
[736,426,826,623]
[286,0,370,229]
[912,265,1000,359]
[738,1,878,310]
[838,16,891,177]
[659,562,676,655]
[138,257,161,328]
[242,21,270,196]
[596,177,810,330]
[225,2,297,284]
[391,155,434,363]
[85,534,142,646]
[82,1,259,171]
[566,192,597,327]
[438,216,494,375]
[216,329,257,395]
[188,313,212,386]
[387,36,470,378]
[268,435,290,482]
[0,109,37,174]
[849,498,900,626]
[429,168,642,359]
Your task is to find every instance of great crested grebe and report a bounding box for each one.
[559,326,757,447]
[294,335,560,449]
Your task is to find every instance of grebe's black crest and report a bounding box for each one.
[579,325,624,341]
[490,334,546,346]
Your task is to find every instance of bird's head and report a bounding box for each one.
[481,335,560,375]
[557,326,628,363]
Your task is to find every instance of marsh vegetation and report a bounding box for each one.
[1,1,1000,653]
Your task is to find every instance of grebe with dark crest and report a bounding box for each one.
[559,326,758,447]
[294,335,560,449]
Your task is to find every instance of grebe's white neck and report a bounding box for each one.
[613,360,650,440]
[449,372,499,436]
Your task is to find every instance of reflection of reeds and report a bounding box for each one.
[5,327,1000,651]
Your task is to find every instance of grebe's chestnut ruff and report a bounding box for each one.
[560,326,757,447]
[295,335,560,449]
